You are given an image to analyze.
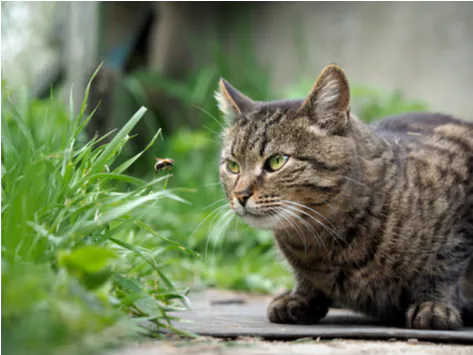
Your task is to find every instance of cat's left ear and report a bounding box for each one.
[297,65,350,135]
[215,78,257,121]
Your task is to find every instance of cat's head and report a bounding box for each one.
[217,65,357,230]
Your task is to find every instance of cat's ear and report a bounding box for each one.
[297,65,350,135]
[215,78,256,120]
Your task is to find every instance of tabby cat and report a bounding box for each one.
[216,65,473,330]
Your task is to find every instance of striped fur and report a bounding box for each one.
[217,65,473,330]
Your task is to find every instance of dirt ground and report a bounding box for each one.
[114,338,472,355]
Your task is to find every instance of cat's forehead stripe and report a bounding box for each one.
[234,118,260,158]
[246,121,261,152]
[232,108,288,159]
[258,109,287,156]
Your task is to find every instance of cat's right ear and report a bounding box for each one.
[215,78,256,121]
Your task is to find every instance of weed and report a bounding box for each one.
[1,73,193,355]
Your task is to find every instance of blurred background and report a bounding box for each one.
[3,2,473,119]
[2,2,473,355]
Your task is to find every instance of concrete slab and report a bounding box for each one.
[165,290,473,344]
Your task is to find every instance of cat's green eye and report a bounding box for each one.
[265,154,289,172]
[227,160,240,174]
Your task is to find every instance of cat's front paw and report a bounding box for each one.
[267,292,328,325]
[406,301,462,330]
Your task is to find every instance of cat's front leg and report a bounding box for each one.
[406,278,463,330]
[406,301,462,330]
[267,276,332,325]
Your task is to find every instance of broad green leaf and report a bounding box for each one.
[57,245,117,274]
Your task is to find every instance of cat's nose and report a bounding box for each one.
[235,189,253,207]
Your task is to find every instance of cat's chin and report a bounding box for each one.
[240,213,282,231]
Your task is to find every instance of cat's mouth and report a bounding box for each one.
[235,209,282,230]
[231,199,284,230]
[238,209,261,217]
[242,213,277,230]
[234,206,267,219]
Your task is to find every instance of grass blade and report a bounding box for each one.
[88,106,147,174]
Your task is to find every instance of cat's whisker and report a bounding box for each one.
[192,104,225,131]
[199,182,222,188]
[281,199,337,227]
[338,175,371,190]
[205,206,232,258]
[206,208,233,259]
[321,198,338,212]
[205,204,231,236]
[202,125,222,141]
[236,215,242,228]
[204,203,234,258]
[280,207,331,257]
[203,137,221,146]
[281,200,342,240]
[202,198,226,211]
[191,203,228,243]
[268,209,305,256]
[286,209,329,253]
[211,211,235,258]
[276,208,309,256]
[283,204,343,242]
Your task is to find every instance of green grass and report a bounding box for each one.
[1,75,195,355]
[1,35,428,355]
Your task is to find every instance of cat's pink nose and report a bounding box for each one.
[235,189,253,207]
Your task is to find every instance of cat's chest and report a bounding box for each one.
[276,239,344,288]
[277,237,408,304]
[301,261,407,318]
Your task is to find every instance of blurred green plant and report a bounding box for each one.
[1,73,195,355]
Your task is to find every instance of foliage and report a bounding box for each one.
[1,76,194,355]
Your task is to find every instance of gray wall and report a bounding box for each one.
[247,2,473,119]
[4,2,473,120]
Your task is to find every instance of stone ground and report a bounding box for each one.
[115,338,472,355]
[112,289,473,354]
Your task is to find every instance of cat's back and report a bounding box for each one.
[370,112,473,184]
[370,112,473,205]
[370,112,473,143]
